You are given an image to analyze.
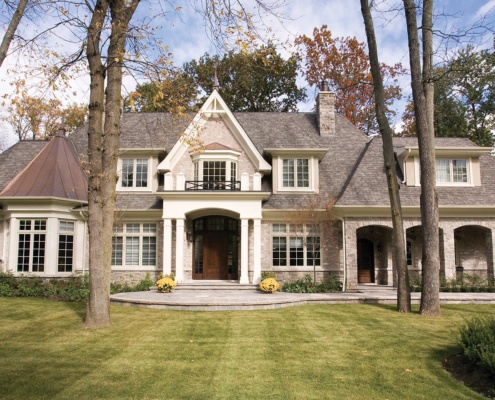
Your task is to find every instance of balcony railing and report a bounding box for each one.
[185,180,241,191]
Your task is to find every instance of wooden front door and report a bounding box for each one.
[357,238,375,283]
[203,234,229,279]
[192,216,239,280]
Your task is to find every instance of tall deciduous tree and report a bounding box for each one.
[0,0,28,67]
[360,0,410,312]
[3,94,87,140]
[403,0,441,316]
[183,44,307,112]
[295,25,404,134]
[125,71,199,113]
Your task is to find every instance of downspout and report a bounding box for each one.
[334,215,346,292]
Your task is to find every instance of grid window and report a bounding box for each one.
[435,158,468,184]
[203,161,226,182]
[112,237,123,266]
[121,159,148,188]
[306,237,321,266]
[272,237,287,266]
[272,223,321,267]
[58,235,74,272]
[282,159,309,188]
[17,220,46,272]
[406,240,413,266]
[142,237,157,266]
[111,223,157,266]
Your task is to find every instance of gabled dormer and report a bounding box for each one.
[397,142,492,187]
[157,90,271,192]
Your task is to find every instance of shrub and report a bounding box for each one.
[317,275,343,292]
[281,274,316,293]
[0,271,154,301]
[459,317,495,376]
[261,271,277,280]
[259,278,280,293]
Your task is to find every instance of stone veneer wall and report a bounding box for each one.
[259,219,344,284]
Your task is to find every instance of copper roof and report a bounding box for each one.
[0,130,88,201]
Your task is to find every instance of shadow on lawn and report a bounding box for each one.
[60,301,86,322]
[359,302,422,314]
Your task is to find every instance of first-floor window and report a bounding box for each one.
[58,221,75,272]
[406,240,413,266]
[17,219,46,272]
[272,223,321,267]
[112,222,157,266]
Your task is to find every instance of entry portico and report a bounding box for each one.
[160,179,269,284]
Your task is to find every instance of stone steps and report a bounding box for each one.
[152,280,259,292]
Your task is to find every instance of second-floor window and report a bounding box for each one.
[435,158,468,184]
[283,159,309,188]
[121,158,148,188]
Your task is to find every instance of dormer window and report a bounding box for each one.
[118,158,151,190]
[283,159,309,188]
[435,158,467,184]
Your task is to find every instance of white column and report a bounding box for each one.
[175,218,185,282]
[46,217,58,275]
[252,219,262,284]
[240,218,249,284]
[241,172,249,191]
[163,219,172,275]
[7,217,17,272]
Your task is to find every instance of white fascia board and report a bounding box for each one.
[264,148,330,161]
[401,146,493,158]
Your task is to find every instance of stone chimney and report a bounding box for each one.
[316,80,335,136]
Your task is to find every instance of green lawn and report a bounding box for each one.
[0,299,493,400]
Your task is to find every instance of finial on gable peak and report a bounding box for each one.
[56,119,67,137]
[213,65,220,91]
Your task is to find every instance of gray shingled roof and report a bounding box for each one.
[338,136,495,207]
[3,110,494,211]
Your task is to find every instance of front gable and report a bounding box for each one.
[157,90,271,175]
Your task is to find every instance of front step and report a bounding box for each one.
[151,280,259,292]
[357,284,396,292]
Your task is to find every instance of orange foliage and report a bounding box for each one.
[295,25,405,135]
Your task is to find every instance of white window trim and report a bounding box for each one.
[276,157,316,193]
[117,157,152,191]
[414,156,473,187]
[111,222,157,269]
[57,220,75,273]
[271,223,322,268]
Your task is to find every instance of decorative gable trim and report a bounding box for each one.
[157,90,272,174]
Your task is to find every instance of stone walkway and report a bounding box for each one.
[110,286,495,311]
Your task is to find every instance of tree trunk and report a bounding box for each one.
[360,0,410,312]
[403,0,441,316]
[84,0,111,329]
[84,0,141,328]
[0,0,29,67]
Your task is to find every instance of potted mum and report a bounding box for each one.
[259,277,280,294]
[156,275,176,293]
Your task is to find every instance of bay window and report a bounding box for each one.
[17,219,46,272]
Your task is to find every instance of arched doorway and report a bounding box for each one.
[357,238,375,283]
[192,216,238,280]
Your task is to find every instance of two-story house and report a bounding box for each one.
[0,88,494,289]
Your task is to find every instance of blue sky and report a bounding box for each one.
[1,0,494,147]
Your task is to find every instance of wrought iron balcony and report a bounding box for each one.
[185,180,241,191]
